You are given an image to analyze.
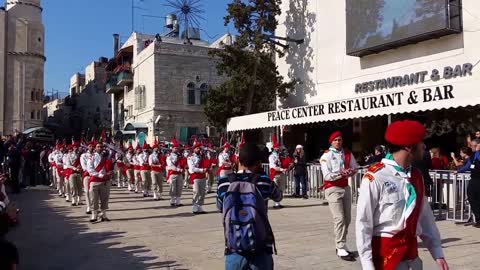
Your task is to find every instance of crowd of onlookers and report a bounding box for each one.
[0,134,53,269]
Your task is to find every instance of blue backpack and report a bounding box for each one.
[222,173,277,255]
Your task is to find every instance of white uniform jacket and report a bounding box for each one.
[320,148,358,181]
[80,152,91,171]
[268,151,282,172]
[125,153,134,167]
[188,153,204,174]
[87,152,106,179]
[166,152,181,172]
[218,151,231,168]
[139,152,149,167]
[55,152,64,169]
[356,158,444,270]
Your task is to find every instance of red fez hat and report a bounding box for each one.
[193,142,203,149]
[171,137,179,148]
[272,134,280,149]
[72,141,80,148]
[135,144,141,151]
[223,143,230,149]
[142,143,150,150]
[385,120,426,146]
[328,131,342,144]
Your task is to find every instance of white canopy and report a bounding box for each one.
[227,77,479,132]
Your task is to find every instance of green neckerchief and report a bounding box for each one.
[385,153,416,211]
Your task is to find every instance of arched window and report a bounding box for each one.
[31,90,35,101]
[108,102,112,109]
[36,91,41,101]
[31,110,35,119]
[187,82,195,105]
[37,110,41,120]
[200,83,209,105]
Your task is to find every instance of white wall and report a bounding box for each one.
[277,0,480,109]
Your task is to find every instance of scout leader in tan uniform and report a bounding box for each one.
[320,131,358,261]
[356,120,448,270]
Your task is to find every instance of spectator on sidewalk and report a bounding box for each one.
[217,142,282,270]
[6,146,21,194]
[293,145,308,199]
[366,145,385,165]
[451,147,472,170]
[430,148,448,170]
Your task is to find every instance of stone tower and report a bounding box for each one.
[3,0,45,135]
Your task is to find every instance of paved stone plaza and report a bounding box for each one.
[6,185,480,270]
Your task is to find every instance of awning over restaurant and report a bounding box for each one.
[227,72,480,131]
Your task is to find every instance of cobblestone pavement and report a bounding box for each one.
[6,185,480,270]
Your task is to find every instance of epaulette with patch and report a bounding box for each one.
[368,162,385,173]
[364,172,375,182]
[324,149,330,153]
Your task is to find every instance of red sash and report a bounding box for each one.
[88,158,107,186]
[269,168,282,180]
[322,151,351,190]
[372,169,424,270]
[167,159,181,182]
[189,158,210,184]
[116,160,124,168]
[215,164,232,176]
[151,155,163,173]
[141,163,151,171]
[55,164,64,178]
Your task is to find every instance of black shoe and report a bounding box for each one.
[474,222,480,228]
[193,211,200,215]
[339,255,356,262]
[89,218,97,223]
[143,194,148,197]
[86,211,92,215]
[101,217,111,222]
[302,195,309,199]
[176,204,184,207]
[170,203,176,207]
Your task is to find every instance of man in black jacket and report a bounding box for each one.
[293,145,308,199]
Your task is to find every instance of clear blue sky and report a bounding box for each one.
[42,0,232,96]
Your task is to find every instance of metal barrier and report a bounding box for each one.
[262,164,472,223]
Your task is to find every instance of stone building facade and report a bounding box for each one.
[108,32,232,144]
[0,0,45,135]
[44,59,112,139]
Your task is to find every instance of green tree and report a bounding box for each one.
[205,0,296,128]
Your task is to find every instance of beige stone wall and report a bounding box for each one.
[3,0,45,135]
[117,34,226,143]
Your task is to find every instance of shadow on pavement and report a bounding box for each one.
[6,188,186,270]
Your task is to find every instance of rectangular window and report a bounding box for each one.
[188,89,195,105]
[200,90,208,105]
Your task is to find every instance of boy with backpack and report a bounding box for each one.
[217,142,282,270]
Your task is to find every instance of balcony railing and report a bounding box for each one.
[106,77,122,94]
[117,71,133,87]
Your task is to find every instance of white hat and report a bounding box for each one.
[295,144,303,149]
